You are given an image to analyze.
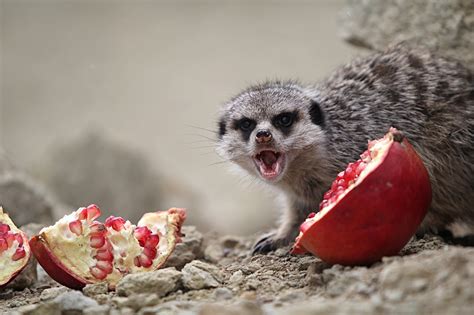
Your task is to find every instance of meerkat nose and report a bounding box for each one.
[256,130,272,144]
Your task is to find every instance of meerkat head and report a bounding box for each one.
[216,81,327,185]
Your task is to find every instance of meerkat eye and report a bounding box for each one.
[273,112,297,129]
[278,114,293,127]
[238,118,256,132]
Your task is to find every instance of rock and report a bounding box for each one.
[228,270,245,287]
[182,260,223,290]
[52,291,99,312]
[164,226,204,269]
[379,247,474,303]
[38,131,164,223]
[83,305,111,315]
[199,301,264,315]
[213,287,234,301]
[138,301,200,315]
[116,267,182,297]
[111,293,160,311]
[83,282,108,297]
[340,0,474,69]
[0,172,67,226]
[16,302,62,315]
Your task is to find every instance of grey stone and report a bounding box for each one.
[213,287,234,301]
[83,305,111,315]
[164,226,204,270]
[39,287,70,301]
[116,267,182,297]
[340,0,474,69]
[83,282,109,297]
[17,302,62,315]
[0,172,67,226]
[139,301,199,315]
[228,270,245,287]
[111,293,160,311]
[182,260,223,290]
[38,131,164,223]
[199,301,264,315]
[52,291,99,311]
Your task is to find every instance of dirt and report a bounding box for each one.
[1,230,473,315]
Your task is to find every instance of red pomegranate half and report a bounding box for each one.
[30,205,186,289]
[0,207,31,288]
[292,128,432,265]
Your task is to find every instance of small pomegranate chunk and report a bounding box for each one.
[0,208,31,288]
[30,205,186,290]
[292,128,432,265]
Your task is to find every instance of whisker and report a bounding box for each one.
[185,124,216,134]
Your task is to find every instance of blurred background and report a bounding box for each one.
[2,0,472,235]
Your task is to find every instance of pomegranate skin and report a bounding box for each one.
[292,131,432,265]
[30,234,90,289]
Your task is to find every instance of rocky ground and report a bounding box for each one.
[1,225,473,315]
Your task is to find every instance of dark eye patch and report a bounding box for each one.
[218,119,226,139]
[272,111,298,134]
[233,117,256,141]
[309,100,324,126]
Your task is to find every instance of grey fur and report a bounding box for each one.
[216,44,474,253]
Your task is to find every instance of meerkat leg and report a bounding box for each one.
[252,200,310,254]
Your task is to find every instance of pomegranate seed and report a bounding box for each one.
[12,247,26,261]
[14,234,23,247]
[0,223,10,234]
[330,180,338,191]
[134,256,141,267]
[96,260,113,274]
[323,190,333,200]
[77,207,87,220]
[329,196,337,204]
[307,212,316,219]
[95,249,114,261]
[319,200,329,210]
[90,266,107,280]
[89,222,106,235]
[144,234,160,248]
[90,235,106,248]
[68,220,83,236]
[337,179,347,189]
[134,226,152,247]
[105,216,126,231]
[336,171,345,180]
[5,233,15,247]
[0,238,7,252]
[137,254,153,268]
[79,204,101,222]
[356,162,366,176]
[143,247,157,259]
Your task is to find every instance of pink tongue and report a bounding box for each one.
[260,151,277,166]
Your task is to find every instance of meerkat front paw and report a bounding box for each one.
[252,232,291,255]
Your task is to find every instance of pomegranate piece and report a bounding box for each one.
[292,128,432,265]
[0,208,31,288]
[30,205,186,290]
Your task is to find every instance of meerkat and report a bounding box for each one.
[216,44,474,254]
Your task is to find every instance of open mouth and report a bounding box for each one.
[253,150,286,181]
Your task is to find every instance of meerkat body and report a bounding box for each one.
[217,44,474,253]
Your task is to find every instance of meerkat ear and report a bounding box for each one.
[218,119,226,139]
[309,100,324,126]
